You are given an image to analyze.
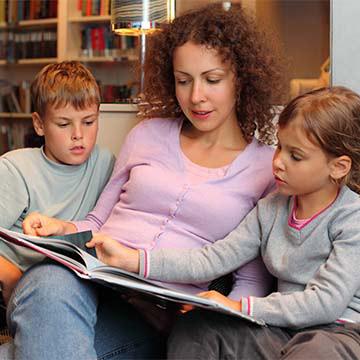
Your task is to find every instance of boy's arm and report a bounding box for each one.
[0,159,29,229]
[0,256,22,305]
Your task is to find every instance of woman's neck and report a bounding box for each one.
[180,121,247,168]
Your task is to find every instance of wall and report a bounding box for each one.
[331,0,360,92]
[97,104,139,156]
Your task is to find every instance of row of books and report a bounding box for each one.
[0,79,136,112]
[0,30,57,61]
[78,0,110,17]
[0,80,32,114]
[0,0,58,24]
[0,121,42,155]
[81,25,139,59]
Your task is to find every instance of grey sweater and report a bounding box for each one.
[145,186,360,328]
[0,145,115,271]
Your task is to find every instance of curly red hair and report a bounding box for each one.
[140,3,284,145]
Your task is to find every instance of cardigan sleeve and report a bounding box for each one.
[75,122,142,232]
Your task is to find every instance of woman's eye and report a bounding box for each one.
[176,79,189,85]
[207,78,220,84]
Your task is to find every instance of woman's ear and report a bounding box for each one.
[32,112,45,136]
[329,155,352,181]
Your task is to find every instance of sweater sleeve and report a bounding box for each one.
[0,158,29,263]
[75,123,139,232]
[249,208,360,328]
[146,204,262,283]
[0,158,29,229]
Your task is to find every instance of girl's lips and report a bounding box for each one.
[274,175,286,184]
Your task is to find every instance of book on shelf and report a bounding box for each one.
[4,0,57,22]
[0,226,265,326]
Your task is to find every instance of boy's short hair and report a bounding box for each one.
[31,61,101,117]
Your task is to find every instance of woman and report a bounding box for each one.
[2,3,283,359]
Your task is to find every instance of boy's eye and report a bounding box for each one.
[84,120,95,126]
[57,123,68,128]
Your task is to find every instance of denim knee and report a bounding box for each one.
[7,262,99,332]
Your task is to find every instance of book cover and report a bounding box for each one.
[0,226,265,326]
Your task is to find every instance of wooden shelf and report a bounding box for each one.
[68,15,111,23]
[17,58,58,65]
[18,18,57,27]
[73,55,138,63]
[0,113,32,119]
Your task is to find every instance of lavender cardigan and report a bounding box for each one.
[76,117,275,299]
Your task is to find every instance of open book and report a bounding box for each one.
[0,226,265,326]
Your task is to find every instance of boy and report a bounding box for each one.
[0,61,115,305]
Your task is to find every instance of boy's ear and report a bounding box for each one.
[32,112,45,136]
[329,155,352,181]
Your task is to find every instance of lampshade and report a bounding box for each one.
[111,0,175,36]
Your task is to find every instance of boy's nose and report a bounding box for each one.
[71,127,83,140]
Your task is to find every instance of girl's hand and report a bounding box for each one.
[86,233,140,273]
[182,290,241,313]
[22,212,76,236]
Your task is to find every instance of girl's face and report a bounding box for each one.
[272,116,338,203]
[173,41,238,135]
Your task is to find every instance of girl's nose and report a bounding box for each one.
[272,150,285,171]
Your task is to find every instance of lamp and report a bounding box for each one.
[111,0,175,98]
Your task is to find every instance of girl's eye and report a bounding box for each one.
[291,153,302,161]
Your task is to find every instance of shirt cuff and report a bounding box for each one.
[240,296,254,317]
[138,249,150,278]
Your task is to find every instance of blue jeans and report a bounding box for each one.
[0,262,165,360]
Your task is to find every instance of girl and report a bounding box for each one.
[3,3,283,360]
[88,86,360,359]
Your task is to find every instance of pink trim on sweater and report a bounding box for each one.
[288,191,339,230]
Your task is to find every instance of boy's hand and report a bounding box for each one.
[86,233,140,273]
[22,212,76,236]
[181,290,241,313]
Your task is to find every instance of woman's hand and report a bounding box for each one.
[22,212,76,236]
[182,290,241,313]
[86,233,140,273]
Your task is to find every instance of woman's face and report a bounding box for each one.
[173,41,238,134]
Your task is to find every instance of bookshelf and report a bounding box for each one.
[0,0,139,154]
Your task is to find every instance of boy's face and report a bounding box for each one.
[32,103,99,165]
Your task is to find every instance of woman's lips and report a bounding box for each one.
[191,110,212,120]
